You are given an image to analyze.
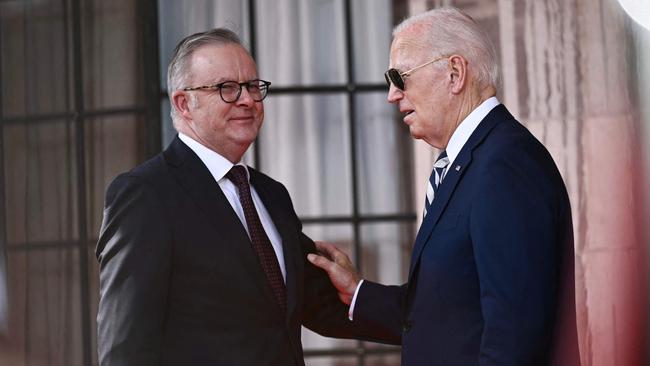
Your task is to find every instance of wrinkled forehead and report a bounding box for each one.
[389,31,429,69]
[189,44,258,80]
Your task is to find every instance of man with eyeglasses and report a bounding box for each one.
[309,7,580,366]
[95,28,384,366]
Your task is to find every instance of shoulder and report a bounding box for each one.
[470,116,569,210]
[247,167,300,220]
[248,167,289,194]
[105,152,171,207]
[478,116,559,177]
[128,152,169,181]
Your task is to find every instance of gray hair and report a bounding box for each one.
[394,7,500,90]
[167,28,245,127]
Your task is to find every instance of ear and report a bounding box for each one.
[447,55,468,94]
[171,90,193,120]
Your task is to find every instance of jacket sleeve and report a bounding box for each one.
[470,151,566,365]
[351,280,405,343]
[96,174,173,366]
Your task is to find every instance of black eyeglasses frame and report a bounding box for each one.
[182,79,272,103]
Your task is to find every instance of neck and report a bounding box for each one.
[178,126,247,164]
[440,85,497,148]
[457,85,496,124]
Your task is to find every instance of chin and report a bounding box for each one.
[235,136,257,147]
[408,127,424,140]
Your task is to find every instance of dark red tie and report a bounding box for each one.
[226,165,287,314]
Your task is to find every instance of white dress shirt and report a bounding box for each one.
[348,96,501,320]
[178,133,286,282]
[444,96,500,172]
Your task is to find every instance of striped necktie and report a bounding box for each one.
[424,151,450,217]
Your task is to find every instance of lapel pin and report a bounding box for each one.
[455,165,461,171]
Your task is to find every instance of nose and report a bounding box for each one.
[236,87,255,107]
[387,84,403,104]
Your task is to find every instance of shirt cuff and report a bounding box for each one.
[348,279,365,321]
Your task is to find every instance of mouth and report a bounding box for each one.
[230,116,255,122]
[400,107,414,115]
[400,109,415,122]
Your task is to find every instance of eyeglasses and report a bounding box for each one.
[384,56,448,91]
[183,79,272,103]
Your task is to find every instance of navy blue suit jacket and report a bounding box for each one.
[354,105,580,365]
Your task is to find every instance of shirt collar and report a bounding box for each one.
[177,132,249,183]
[445,96,500,166]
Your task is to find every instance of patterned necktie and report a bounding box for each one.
[226,165,287,315]
[424,151,450,217]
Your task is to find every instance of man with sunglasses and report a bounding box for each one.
[95,28,382,366]
[309,7,580,366]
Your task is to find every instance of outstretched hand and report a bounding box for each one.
[307,241,361,305]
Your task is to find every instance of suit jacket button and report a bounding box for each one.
[403,321,412,332]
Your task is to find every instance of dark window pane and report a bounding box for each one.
[81,0,145,110]
[259,94,352,217]
[4,121,79,245]
[0,1,72,117]
[2,248,83,366]
[85,114,147,237]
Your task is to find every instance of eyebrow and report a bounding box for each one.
[212,77,261,83]
[209,77,229,84]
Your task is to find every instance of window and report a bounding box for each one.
[158,1,415,364]
[0,0,159,364]
[0,0,415,364]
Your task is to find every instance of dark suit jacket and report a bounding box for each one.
[354,105,580,365]
[96,136,381,366]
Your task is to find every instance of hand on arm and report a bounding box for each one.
[302,238,402,344]
[307,241,360,305]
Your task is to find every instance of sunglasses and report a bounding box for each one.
[384,56,448,91]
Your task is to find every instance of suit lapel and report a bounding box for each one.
[249,169,299,321]
[407,105,511,279]
[163,136,280,312]
[408,149,471,277]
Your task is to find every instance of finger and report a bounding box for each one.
[312,242,333,261]
[316,242,352,265]
[314,241,343,259]
[307,253,335,273]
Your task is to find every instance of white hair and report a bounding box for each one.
[394,7,500,90]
